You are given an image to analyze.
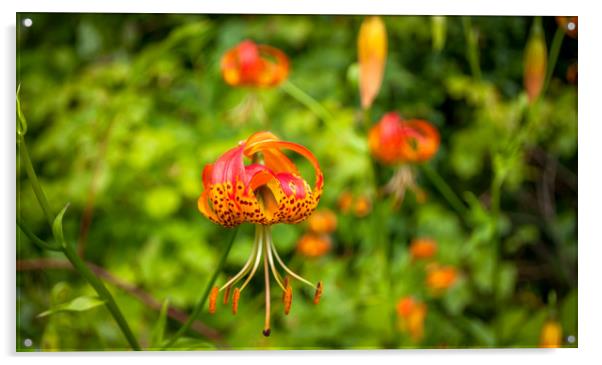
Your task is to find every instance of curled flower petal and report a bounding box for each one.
[368,112,440,165]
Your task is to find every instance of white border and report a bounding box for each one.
[3,1,600,364]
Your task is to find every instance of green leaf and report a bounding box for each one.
[37,296,106,318]
[150,299,170,349]
[51,203,70,247]
[461,317,497,347]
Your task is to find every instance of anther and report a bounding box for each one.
[209,286,219,314]
[223,284,232,305]
[282,276,289,301]
[313,281,323,305]
[283,284,293,315]
[262,329,271,337]
[232,288,240,315]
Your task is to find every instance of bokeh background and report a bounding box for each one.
[16,14,577,350]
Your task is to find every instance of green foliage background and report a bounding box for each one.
[16,14,577,350]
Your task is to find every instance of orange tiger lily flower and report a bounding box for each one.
[396,297,427,343]
[221,40,289,88]
[353,194,372,217]
[368,112,440,165]
[409,238,437,261]
[539,320,563,348]
[398,120,440,163]
[426,265,458,292]
[296,233,332,258]
[199,131,323,336]
[358,16,387,109]
[198,131,323,227]
[307,209,338,234]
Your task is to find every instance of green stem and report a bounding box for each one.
[16,218,60,251]
[62,242,141,350]
[363,107,372,133]
[19,140,53,227]
[543,27,565,96]
[281,80,334,125]
[462,17,482,81]
[18,139,141,350]
[162,226,239,349]
[420,163,467,216]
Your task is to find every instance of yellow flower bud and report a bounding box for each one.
[358,16,387,109]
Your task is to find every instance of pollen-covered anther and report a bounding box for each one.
[282,276,289,301]
[313,281,323,305]
[232,288,241,315]
[209,286,219,314]
[223,284,232,305]
[283,284,293,315]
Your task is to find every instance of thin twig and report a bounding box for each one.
[77,118,116,258]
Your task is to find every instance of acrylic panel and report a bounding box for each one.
[16,13,578,351]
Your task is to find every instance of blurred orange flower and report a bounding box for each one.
[539,320,563,348]
[337,191,372,217]
[566,62,578,84]
[398,120,440,163]
[337,191,354,213]
[353,195,372,217]
[297,233,332,258]
[426,265,458,292]
[368,112,440,165]
[358,16,387,109]
[221,40,289,88]
[410,238,437,261]
[396,297,427,342]
[524,20,547,103]
[308,209,338,234]
[556,16,578,38]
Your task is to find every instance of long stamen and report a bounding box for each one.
[240,233,263,291]
[267,230,315,288]
[219,227,262,291]
[265,227,285,291]
[263,230,271,337]
[223,283,232,304]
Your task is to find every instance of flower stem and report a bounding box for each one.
[162,226,239,349]
[18,139,141,350]
[281,80,334,125]
[420,163,467,216]
[62,241,142,350]
[543,27,565,96]
[462,16,481,81]
[19,140,53,227]
[17,218,59,251]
